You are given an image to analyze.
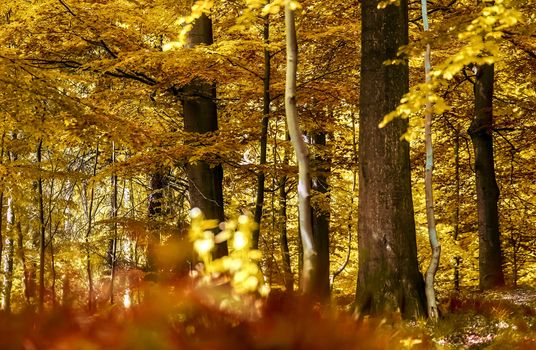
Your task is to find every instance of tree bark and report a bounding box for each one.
[279,175,293,292]
[311,132,330,301]
[468,63,505,291]
[284,3,317,296]
[422,0,440,320]
[84,146,98,311]
[147,169,166,272]
[17,222,32,305]
[253,14,271,250]
[182,13,227,258]
[37,138,46,312]
[110,142,118,304]
[453,131,461,291]
[2,197,15,312]
[355,0,426,319]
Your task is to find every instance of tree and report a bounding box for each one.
[181,12,228,258]
[311,132,330,301]
[284,1,317,295]
[468,62,505,290]
[421,0,440,320]
[355,0,426,319]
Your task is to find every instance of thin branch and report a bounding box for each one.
[58,0,76,17]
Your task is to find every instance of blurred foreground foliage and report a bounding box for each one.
[0,211,534,349]
[1,284,535,349]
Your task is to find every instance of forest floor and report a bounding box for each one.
[425,287,536,349]
[0,285,535,349]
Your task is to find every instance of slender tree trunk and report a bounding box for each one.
[37,139,46,312]
[182,12,227,258]
[50,238,56,307]
[279,175,293,292]
[330,115,357,288]
[284,3,317,295]
[453,131,461,291]
[468,63,505,290]
[253,14,271,250]
[2,196,15,312]
[311,132,330,301]
[355,0,426,319]
[422,0,440,320]
[17,222,31,305]
[85,146,98,311]
[0,191,3,274]
[110,142,118,304]
[0,132,5,275]
[147,169,166,273]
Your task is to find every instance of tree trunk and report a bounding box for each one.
[279,175,293,292]
[0,132,5,275]
[182,13,227,258]
[311,132,330,301]
[17,222,32,305]
[37,139,46,312]
[147,169,166,273]
[284,3,317,296]
[253,14,271,250]
[110,142,119,304]
[2,197,15,312]
[355,0,426,319]
[453,131,461,291]
[421,0,440,320]
[85,147,98,311]
[468,63,505,291]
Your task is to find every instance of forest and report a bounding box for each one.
[0,0,535,348]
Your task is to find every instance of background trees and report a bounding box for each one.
[0,0,533,315]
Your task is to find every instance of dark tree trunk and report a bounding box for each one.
[311,132,330,301]
[468,63,505,291]
[253,15,271,250]
[182,13,227,258]
[453,131,461,291]
[37,139,46,312]
[355,0,426,319]
[279,175,293,292]
[85,147,98,311]
[110,143,118,304]
[147,169,166,272]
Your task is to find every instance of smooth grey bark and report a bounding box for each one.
[253,15,271,250]
[355,0,426,319]
[284,3,316,295]
[468,63,505,291]
[182,13,227,258]
[422,1,440,320]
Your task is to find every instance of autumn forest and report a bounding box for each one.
[0,0,535,348]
